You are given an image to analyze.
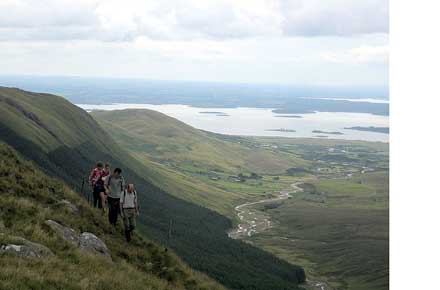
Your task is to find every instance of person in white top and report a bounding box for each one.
[120,183,139,242]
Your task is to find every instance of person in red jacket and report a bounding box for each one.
[99,163,111,213]
[89,161,104,208]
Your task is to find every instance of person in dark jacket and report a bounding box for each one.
[104,168,125,226]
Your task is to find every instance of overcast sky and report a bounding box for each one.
[0,0,388,86]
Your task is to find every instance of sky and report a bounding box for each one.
[0,0,388,86]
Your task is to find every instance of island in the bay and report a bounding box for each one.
[345,126,389,134]
[199,111,230,117]
[274,114,303,118]
[266,128,297,133]
[312,130,344,135]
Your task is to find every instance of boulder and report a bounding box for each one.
[44,220,111,261]
[79,232,111,260]
[0,235,54,258]
[44,219,79,246]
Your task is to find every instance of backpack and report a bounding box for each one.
[122,189,137,205]
[122,190,139,212]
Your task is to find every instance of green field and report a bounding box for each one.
[249,172,389,290]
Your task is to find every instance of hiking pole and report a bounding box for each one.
[80,177,85,199]
[168,219,173,241]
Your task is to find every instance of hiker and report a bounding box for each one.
[104,168,125,226]
[120,183,140,242]
[99,163,111,213]
[89,161,104,208]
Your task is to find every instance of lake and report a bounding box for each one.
[77,103,389,142]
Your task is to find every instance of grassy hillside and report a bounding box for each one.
[0,87,306,290]
[0,143,224,290]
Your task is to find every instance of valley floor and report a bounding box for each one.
[227,172,388,290]
[214,138,389,290]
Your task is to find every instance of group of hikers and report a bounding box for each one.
[89,161,140,242]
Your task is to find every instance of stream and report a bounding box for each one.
[228,182,333,290]
[228,182,303,239]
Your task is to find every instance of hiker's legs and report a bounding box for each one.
[92,187,99,208]
[124,209,136,231]
[123,209,135,242]
[108,197,120,226]
[123,209,129,229]
[100,192,107,213]
[128,211,136,231]
[123,211,131,242]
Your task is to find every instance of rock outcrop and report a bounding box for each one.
[79,232,111,260]
[45,219,79,246]
[44,220,111,260]
[0,235,54,258]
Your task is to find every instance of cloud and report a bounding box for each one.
[279,0,389,36]
[320,45,389,64]
[0,0,388,42]
[0,0,99,28]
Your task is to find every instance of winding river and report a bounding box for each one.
[228,182,303,239]
[228,182,333,290]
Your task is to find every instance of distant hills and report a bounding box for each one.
[0,75,389,115]
[0,86,305,290]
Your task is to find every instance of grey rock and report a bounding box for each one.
[59,199,79,214]
[79,232,111,260]
[0,235,54,258]
[44,220,79,245]
[43,220,111,260]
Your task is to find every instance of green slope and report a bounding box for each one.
[0,143,224,290]
[0,87,306,290]
[91,109,310,215]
